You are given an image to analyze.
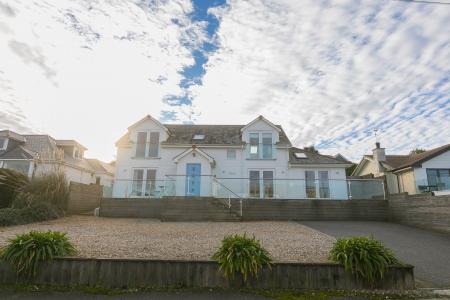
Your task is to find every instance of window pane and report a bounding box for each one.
[318,171,330,198]
[132,169,144,196]
[263,171,274,198]
[437,169,450,191]
[136,132,147,158]
[0,138,5,149]
[249,133,260,158]
[426,169,438,191]
[262,133,272,144]
[145,169,156,196]
[305,171,316,198]
[249,171,260,197]
[148,132,159,157]
[227,149,236,159]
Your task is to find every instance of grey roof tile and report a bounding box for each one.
[289,147,350,165]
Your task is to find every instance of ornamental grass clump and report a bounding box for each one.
[212,234,272,282]
[1,230,76,277]
[329,236,399,284]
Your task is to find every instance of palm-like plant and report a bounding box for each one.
[329,236,399,284]
[1,230,76,277]
[212,234,272,282]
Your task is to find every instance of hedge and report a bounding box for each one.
[0,203,62,227]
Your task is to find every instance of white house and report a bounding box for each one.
[112,115,356,199]
[0,130,115,188]
[352,142,450,194]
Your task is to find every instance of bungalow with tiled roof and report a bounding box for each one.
[352,142,450,194]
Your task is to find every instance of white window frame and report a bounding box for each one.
[135,131,160,159]
[304,170,331,199]
[248,131,273,159]
[0,161,3,168]
[227,149,236,160]
[131,168,157,197]
[248,169,275,198]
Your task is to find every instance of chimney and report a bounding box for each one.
[372,142,386,175]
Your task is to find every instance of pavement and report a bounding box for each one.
[302,221,450,288]
[0,289,270,300]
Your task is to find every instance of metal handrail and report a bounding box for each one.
[212,177,243,217]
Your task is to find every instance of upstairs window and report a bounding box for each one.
[149,132,159,157]
[248,132,273,159]
[135,131,160,158]
[73,147,79,159]
[136,132,147,158]
[227,149,236,160]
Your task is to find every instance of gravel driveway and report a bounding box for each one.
[0,216,335,262]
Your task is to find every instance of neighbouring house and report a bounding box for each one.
[0,130,115,188]
[112,115,360,199]
[352,142,450,195]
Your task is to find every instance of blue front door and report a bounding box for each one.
[186,163,201,196]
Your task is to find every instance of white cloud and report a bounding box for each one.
[0,0,205,160]
[191,0,450,160]
[1,0,449,162]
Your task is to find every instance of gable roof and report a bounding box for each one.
[86,158,115,175]
[116,124,292,147]
[56,139,87,150]
[240,115,281,133]
[0,145,36,159]
[172,147,215,164]
[0,130,26,142]
[390,143,450,172]
[127,115,170,133]
[289,147,352,166]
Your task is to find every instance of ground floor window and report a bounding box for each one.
[426,169,450,191]
[248,170,274,198]
[305,171,316,198]
[132,169,156,197]
[305,170,330,199]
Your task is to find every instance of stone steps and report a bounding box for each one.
[160,197,241,222]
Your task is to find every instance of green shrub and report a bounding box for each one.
[0,169,69,211]
[212,234,272,281]
[0,202,61,227]
[24,172,69,211]
[329,236,399,284]
[1,230,76,277]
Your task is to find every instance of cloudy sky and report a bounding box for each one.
[0,0,449,162]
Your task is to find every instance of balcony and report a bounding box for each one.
[245,143,277,159]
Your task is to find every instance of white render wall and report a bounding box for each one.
[113,117,349,199]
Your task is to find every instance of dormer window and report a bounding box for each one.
[193,134,205,140]
[0,138,7,150]
[73,147,79,159]
[135,131,159,158]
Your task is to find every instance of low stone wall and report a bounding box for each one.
[68,182,102,214]
[0,257,414,290]
[389,194,450,234]
[237,199,388,221]
[100,198,388,221]
[100,198,161,218]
